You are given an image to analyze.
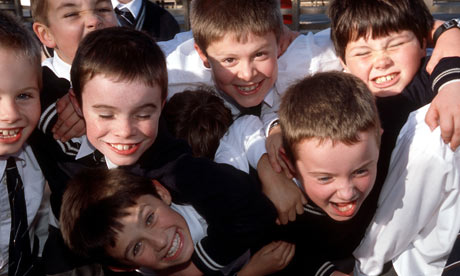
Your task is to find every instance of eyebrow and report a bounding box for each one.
[92,103,158,111]
[123,204,147,259]
[55,1,78,11]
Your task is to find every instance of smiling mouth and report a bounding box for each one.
[373,73,396,84]
[235,81,262,94]
[331,200,357,217]
[164,232,182,260]
[108,143,140,155]
[0,128,22,142]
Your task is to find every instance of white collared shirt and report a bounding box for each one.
[111,0,142,19]
[42,53,71,81]
[0,145,48,275]
[353,104,460,276]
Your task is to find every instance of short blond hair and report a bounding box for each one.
[279,71,381,162]
[190,0,283,53]
[30,0,49,25]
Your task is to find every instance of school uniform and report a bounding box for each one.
[112,0,180,42]
[353,57,460,276]
[0,144,48,276]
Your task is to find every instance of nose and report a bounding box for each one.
[336,179,357,201]
[0,99,21,123]
[147,230,168,252]
[373,51,393,70]
[113,118,135,138]
[85,11,103,30]
[238,60,256,82]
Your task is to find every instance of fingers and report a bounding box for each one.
[424,104,439,131]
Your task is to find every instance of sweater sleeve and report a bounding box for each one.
[431,56,460,93]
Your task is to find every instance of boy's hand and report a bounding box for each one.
[426,23,460,74]
[52,93,86,142]
[266,125,295,179]
[425,82,460,150]
[258,154,306,225]
[278,25,300,57]
[238,241,295,276]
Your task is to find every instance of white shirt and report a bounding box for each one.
[0,145,48,275]
[353,104,460,276]
[214,115,266,173]
[111,0,142,19]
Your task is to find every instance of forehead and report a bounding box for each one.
[207,31,277,53]
[49,0,111,10]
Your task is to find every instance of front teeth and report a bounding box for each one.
[166,233,180,258]
[0,129,20,138]
[375,74,395,84]
[110,144,135,151]
[238,84,258,92]
[336,203,353,212]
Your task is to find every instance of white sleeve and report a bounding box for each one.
[276,29,343,96]
[160,31,214,100]
[353,105,460,276]
[215,115,266,172]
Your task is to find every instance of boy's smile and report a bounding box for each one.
[295,131,379,221]
[0,50,41,156]
[110,191,194,270]
[196,32,279,108]
[341,30,425,97]
[77,75,163,166]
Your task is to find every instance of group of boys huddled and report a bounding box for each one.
[1,0,460,275]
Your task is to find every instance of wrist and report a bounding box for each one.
[433,18,460,46]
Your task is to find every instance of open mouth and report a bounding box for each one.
[163,231,183,261]
[235,81,262,95]
[0,128,22,143]
[331,200,357,217]
[108,143,140,155]
[372,73,398,87]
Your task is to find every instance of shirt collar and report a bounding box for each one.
[51,53,71,81]
[113,0,142,18]
[75,135,95,160]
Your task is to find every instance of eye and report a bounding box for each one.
[63,12,79,18]
[317,176,333,184]
[133,241,142,257]
[97,8,112,13]
[389,42,404,48]
[223,58,235,64]
[146,213,154,226]
[353,168,369,177]
[354,51,370,57]
[16,93,32,100]
[98,114,114,119]
[136,114,151,120]
[255,52,266,58]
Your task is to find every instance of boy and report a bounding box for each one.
[31,0,117,147]
[163,88,266,174]
[326,0,460,273]
[33,26,278,275]
[276,71,381,276]
[60,168,295,276]
[0,11,47,276]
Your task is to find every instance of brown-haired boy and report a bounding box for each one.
[61,168,294,276]
[0,11,47,276]
[276,71,381,275]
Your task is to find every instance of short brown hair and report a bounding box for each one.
[30,0,49,25]
[279,71,380,162]
[0,11,42,86]
[60,168,160,267]
[163,87,233,159]
[70,27,168,106]
[328,0,433,61]
[191,0,283,53]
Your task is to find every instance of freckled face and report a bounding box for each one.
[81,75,163,166]
[295,131,379,221]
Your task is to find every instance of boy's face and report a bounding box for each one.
[341,30,425,97]
[294,131,379,221]
[110,188,194,270]
[77,75,163,166]
[196,32,279,108]
[0,50,41,156]
[34,0,117,64]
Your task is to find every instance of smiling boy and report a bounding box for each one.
[276,71,381,276]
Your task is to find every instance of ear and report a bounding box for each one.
[69,88,84,118]
[152,179,172,205]
[33,22,57,49]
[194,43,210,68]
[339,58,349,73]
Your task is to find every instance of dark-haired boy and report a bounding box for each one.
[32,26,277,275]
[0,11,47,276]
